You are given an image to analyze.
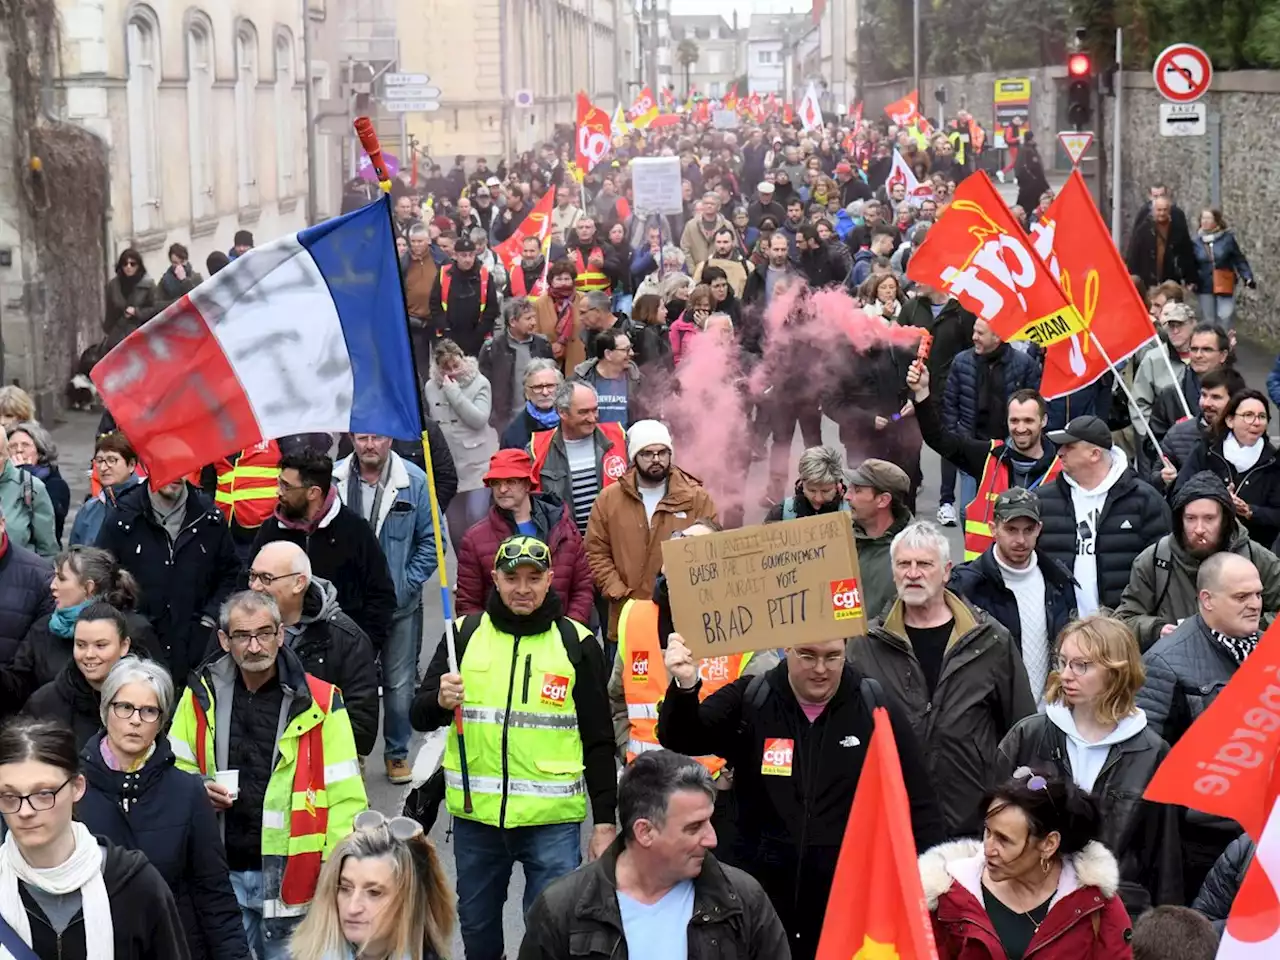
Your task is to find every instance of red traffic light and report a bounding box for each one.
[1068,53,1092,77]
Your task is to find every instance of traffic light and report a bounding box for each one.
[1067,52,1093,129]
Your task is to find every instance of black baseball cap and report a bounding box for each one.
[1047,415,1113,450]
[453,236,477,253]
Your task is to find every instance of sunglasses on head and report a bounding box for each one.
[1012,765,1059,816]
[354,809,423,841]
[495,538,550,565]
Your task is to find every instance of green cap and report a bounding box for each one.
[993,487,1041,523]
[493,535,552,573]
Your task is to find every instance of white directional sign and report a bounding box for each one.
[383,84,442,100]
[1159,101,1206,136]
[385,73,432,86]
[385,100,441,113]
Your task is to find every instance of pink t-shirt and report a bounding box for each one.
[798,698,827,723]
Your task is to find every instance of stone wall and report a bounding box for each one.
[1101,70,1280,346]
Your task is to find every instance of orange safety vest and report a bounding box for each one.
[214,439,281,529]
[619,599,747,775]
[509,264,547,299]
[963,440,1062,561]
[571,248,610,294]
[530,422,628,491]
[440,265,490,311]
[192,673,336,907]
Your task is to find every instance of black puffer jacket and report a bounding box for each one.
[1035,452,1171,609]
[77,733,250,960]
[1192,833,1253,931]
[657,660,944,960]
[519,840,791,960]
[1160,416,1212,479]
[24,658,103,748]
[941,344,1041,437]
[0,541,53,665]
[96,481,240,685]
[0,610,156,713]
[994,712,1183,915]
[19,839,190,959]
[1175,434,1280,551]
[286,577,380,756]
[948,548,1077,656]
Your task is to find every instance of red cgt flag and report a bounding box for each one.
[1030,170,1157,401]
[575,91,613,180]
[1144,617,1280,839]
[906,172,1085,350]
[816,708,939,960]
[885,90,921,127]
[493,187,555,272]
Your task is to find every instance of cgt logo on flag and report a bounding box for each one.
[830,579,864,622]
[630,650,650,682]
[541,674,570,707]
[762,737,794,776]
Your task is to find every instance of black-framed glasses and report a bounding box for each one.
[0,776,74,814]
[247,570,303,587]
[635,449,672,463]
[227,626,280,646]
[110,700,162,723]
[355,809,424,840]
[93,455,126,468]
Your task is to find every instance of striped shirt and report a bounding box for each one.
[565,436,600,533]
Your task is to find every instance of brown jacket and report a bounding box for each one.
[585,466,718,641]
[403,254,438,320]
[535,291,588,373]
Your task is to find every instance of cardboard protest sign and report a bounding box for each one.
[660,514,865,659]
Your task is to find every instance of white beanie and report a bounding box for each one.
[627,419,674,462]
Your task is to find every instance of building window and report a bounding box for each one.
[758,50,773,64]
[126,8,161,233]
[274,32,295,200]
[186,16,215,221]
[235,22,260,209]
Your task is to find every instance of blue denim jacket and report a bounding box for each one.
[333,452,439,611]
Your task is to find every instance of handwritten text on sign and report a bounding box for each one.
[661,514,865,658]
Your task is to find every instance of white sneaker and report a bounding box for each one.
[995,169,1005,184]
[937,503,958,526]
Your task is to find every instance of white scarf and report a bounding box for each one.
[0,821,114,959]
[1224,432,1265,473]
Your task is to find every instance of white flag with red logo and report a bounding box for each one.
[886,150,933,207]
[1218,793,1280,957]
[798,82,823,132]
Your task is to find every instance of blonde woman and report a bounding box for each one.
[289,811,454,960]
[994,614,1181,915]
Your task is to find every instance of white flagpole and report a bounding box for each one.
[1088,332,1169,463]
[1155,342,1196,421]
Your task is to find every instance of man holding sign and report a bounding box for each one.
[656,623,942,960]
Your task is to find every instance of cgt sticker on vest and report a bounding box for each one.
[630,650,650,682]
[830,578,865,621]
[541,674,570,707]
[761,737,794,776]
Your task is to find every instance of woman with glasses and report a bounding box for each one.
[24,603,140,750]
[0,546,149,709]
[75,657,250,959]
[1176,389,1280,549]
[994,615,1181,915]
[69,433,143,546]
[103,248,156,349]
[289,811,454,960]
[0,715,189,958]
[921,769,1134,960]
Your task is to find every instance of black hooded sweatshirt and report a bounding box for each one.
[19,840,191,959]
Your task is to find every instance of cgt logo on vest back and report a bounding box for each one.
[540,673,570,707]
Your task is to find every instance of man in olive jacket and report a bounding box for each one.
[519,750,790,960]
[847,519,1035,837]
[1115,470,1280,652]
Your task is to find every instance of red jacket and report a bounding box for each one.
[455,494,595,623]
[921,840,1134,960]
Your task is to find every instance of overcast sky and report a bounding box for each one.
[670,0,809,23]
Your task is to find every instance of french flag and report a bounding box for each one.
[91,196,422,484]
